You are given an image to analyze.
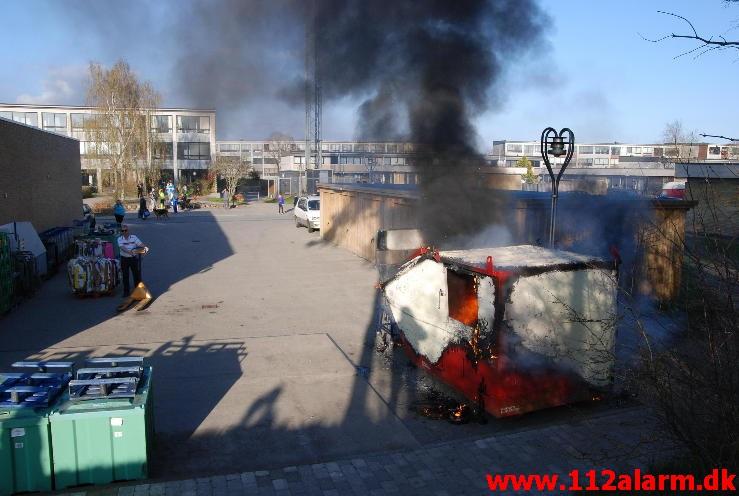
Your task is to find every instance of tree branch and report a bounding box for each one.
[640,10,739,59]
[700,133,739,142]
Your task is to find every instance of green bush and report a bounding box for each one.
[81,186,97,198]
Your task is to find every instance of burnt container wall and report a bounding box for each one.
[0,119,81,232]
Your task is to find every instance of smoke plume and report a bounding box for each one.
[308,0,548,243]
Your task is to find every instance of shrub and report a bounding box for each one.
[81,186,97,198]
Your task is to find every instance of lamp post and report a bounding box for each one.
[540,127,575,247]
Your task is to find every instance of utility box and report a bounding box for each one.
[0,362,73,496]
[49,357,153,490]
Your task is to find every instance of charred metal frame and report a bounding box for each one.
[540,127,575,247]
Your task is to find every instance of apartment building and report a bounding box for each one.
[216,140,417,194]
[490,140,739,168]
[0,103,216,187]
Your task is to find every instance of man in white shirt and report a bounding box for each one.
[117,225,147,296]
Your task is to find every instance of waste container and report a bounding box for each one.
[50,357,153,490]
[0,362,73,496]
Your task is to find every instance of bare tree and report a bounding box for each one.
[265,132,297,195]
[85,60,161,199]
[211,154,250,208]
[661,120,699,164]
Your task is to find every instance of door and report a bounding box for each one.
[296,198,308,225]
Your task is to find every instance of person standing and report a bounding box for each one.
[117,225,147,297]
[113,199,126,228]
[278,193,285,214]
[158,188,166,208]
[149,188,157,211]
[171,187,179,214]
[222,188,229,209]
[137,183,143,198]
[138,195,147,219]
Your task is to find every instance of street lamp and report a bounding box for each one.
[540,127,575,247]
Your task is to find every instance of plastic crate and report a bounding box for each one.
[49,358,153,489]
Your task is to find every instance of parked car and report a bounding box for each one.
[294,195,320,232]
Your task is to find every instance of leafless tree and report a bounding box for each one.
[661,120,699,164]
[265,132,297,195]
[211,154,250,208]
[85,60,161,199]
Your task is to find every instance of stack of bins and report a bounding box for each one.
[0,232,11,313]
[0,362,73,496]
[50,357,154,490]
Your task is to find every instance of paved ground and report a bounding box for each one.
[57,406,677,496]
[0,201,676,494]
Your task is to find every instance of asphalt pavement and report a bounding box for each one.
[0,201,670,488]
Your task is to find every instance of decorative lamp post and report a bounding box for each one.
[540,127,575,247]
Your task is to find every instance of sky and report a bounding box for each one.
[0,0,737,148]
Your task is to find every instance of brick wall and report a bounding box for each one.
[0,118,81,232]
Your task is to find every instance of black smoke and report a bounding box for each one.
[308,0,549,242]
[61,0,549,241]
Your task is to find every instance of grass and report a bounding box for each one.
[265,195,295,204]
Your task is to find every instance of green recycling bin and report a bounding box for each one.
[0,363,73,496]
[49,359,153,490]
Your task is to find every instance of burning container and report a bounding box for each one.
[382,245,618,418]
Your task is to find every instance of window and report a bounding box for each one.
[654,147,663,157]
[177,142,211,160]
[580,158,594,166]
[594,146,609,154]
[219,143,240,153]
[71,113,88,130]
[633,147,642,154]
[340,156,348,164]
[626,147,632,154]
[447,271,478,326]
[341,143,352,152]
[308,200,320,211]
[372,144,385,152]
[594,158,609,166]
[507,144,523,153]
[42,113,67,132]
[642,147,653,154]
[390,157,405,165]
[177,115,210,133]
[153,142,173,160]
[294,156,304,164]
[330,143,340,152]
[152,115,171,133]
[253,158,263,165]
[263,157,277,164]
[611,146,621,155]
[709,146,720,155]
[524,144,537,155]
[354,143,367,152]
[579,146,593,154]
[4,111,38,127]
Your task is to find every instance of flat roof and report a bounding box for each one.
[440,245,606,269]
[0,102,216,113]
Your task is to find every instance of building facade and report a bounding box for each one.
[490,140,739,168]
[0,103,216,188]
[216,140,417,195]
